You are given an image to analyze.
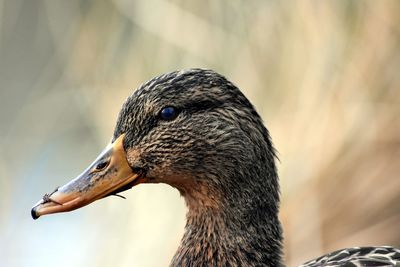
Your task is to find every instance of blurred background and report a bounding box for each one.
[0,0,399,266]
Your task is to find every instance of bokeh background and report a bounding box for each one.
[0,1,399,266]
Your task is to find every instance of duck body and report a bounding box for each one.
[31,69,399,267]
[300,246,400,267]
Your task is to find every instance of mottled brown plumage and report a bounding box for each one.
[114,69,283,266]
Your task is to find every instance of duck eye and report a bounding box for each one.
[94,160,109,171]
[159,106,178,121]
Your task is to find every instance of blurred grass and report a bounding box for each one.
[0,0,399,266]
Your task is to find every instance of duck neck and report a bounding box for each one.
[170,178,284,267]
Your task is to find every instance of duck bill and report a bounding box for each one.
[31,134,143,220]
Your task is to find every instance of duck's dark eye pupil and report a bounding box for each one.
[95,161,108,170]
[160,106,177,120]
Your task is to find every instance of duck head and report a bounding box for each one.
[31,69,279,222]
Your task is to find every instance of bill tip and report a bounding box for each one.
[31,207,40,220]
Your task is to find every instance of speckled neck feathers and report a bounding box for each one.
[171,144,283,267]
[172,194,283,267]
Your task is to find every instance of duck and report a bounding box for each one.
[31,69,400,266]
